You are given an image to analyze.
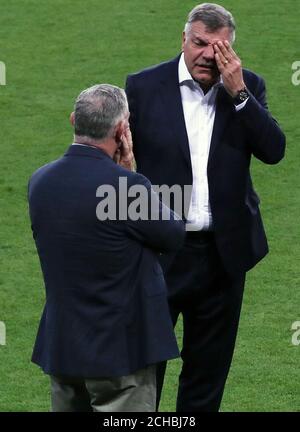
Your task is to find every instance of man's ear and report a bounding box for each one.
[114,120,125,143]
[70,112,75,127]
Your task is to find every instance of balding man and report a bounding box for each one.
[28,84,185,412]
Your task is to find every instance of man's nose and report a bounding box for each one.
[202,44,215,60]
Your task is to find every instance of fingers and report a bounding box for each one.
[125,127,133,151]
[213,40,242,76]
[218,41,232,61]
[214,53,225,73]
[214,43,228,66]
[119,127,135,171]
[213,40,244,98]
[223,40,239,60]
[224,41,239,59]
[214,40,240,64]
[121,128,133,154]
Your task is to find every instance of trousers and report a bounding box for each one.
[157,232,245,412]
[50,364,156,412]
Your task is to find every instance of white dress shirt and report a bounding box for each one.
[178,53,247,231]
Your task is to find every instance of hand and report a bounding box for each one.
[116,126,135,171]
[214,40,245,98]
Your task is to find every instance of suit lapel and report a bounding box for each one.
[159,58,235,168]
[159,57,191,168]
[209,86,235,161]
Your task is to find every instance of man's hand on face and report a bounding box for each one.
[115,126,135,171]
[213,40,246,98]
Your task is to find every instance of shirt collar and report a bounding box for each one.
[72,142,91,147]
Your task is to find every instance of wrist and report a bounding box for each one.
[232,85,249,105]
[230,82,246,98]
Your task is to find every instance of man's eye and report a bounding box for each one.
[194,40,205,47]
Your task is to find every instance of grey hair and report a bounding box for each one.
[74,84,128,140]
[184,3,236,43]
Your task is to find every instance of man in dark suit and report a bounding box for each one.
[125,3,286,412]
[28,84,185,412]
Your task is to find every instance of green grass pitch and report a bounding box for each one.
[0,0,299,411]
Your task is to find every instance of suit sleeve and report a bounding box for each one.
[237,75,286,164]
[124,173,186,253]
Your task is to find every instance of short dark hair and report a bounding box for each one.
[185,3,236,42]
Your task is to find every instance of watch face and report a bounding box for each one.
[233,88,249,105]
[239,90,249,101]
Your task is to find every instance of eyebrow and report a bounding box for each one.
[193,36,210,45]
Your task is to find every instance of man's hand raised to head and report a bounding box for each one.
[115,126,135,171]
[214,40,246,98]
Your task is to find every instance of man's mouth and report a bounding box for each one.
[196,64,214,69]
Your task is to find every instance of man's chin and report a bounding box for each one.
[193,73,219,88]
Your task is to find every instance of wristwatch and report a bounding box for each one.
[233,87,249,105]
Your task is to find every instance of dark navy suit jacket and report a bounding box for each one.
[126,55,286,275]
[28,145,185,377]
